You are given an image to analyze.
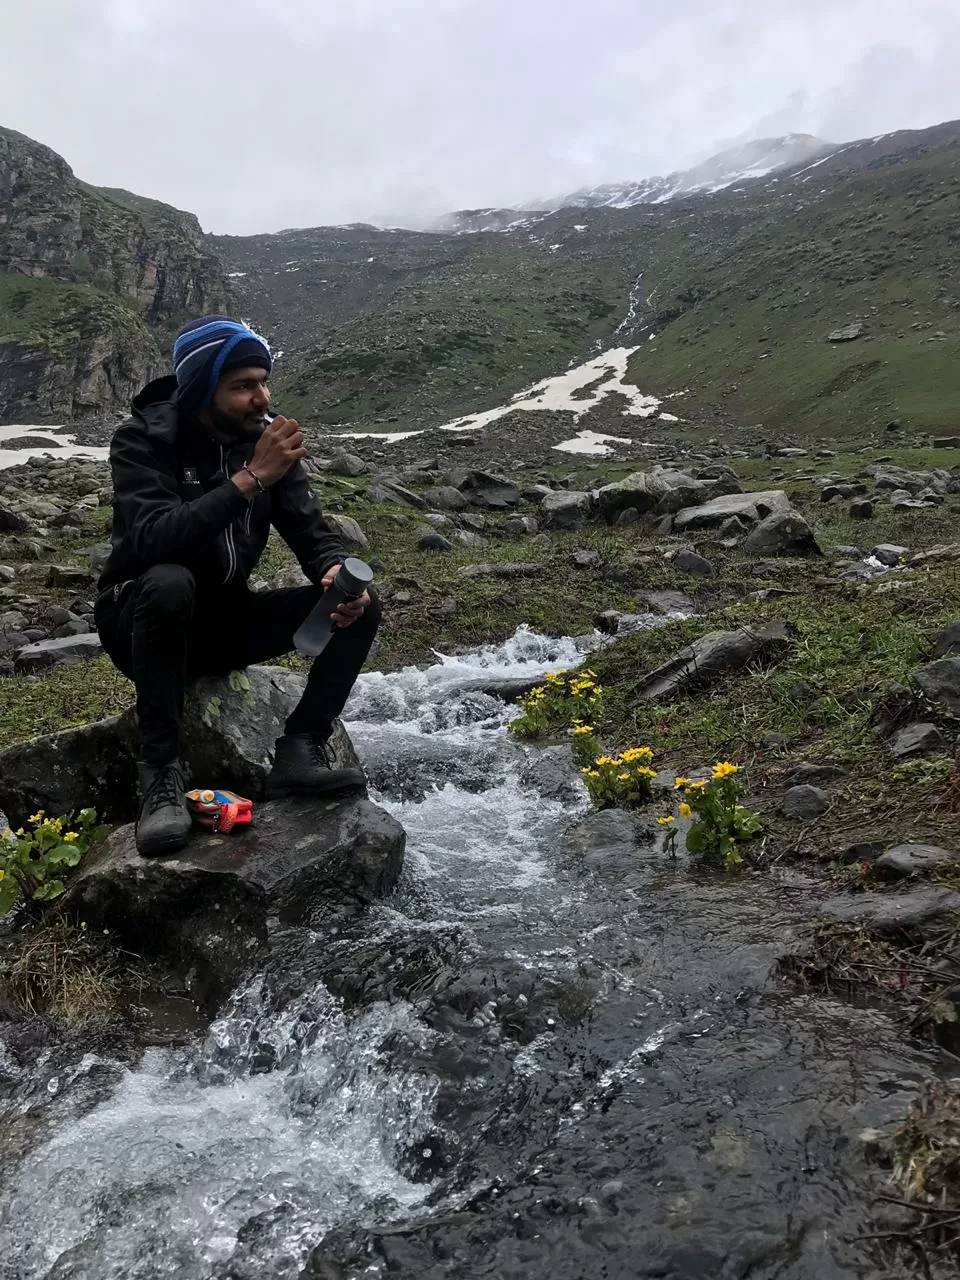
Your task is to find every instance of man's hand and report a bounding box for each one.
[322,564,370,628]
[248,416,308,487]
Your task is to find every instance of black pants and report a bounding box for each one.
[94,564,381,766]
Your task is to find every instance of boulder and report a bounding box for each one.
[640,589,695,616]
[648,467,709,514]
[871,465,950,496]
[888,722,943,760]
[540,490,591,531]
[871,544,908,567]
[914,658,960,717]
[325,513,369,549]
[0,665,360,825]
[432,486,469,511]
[933,436,960,449]
[416,527,453,551]
[504,515,539,536]
[596,471,672,520]
[849,499,874,519]
[633,621,792,703]
[741,510,823,559]
[875,843,958,879]
[14,632,103,673]
[89,542,112,578]
[65,796,405,1009]
[820,887,960,939]
[366,480,426,509]
[446,468,521,510]
[673,490,791,532]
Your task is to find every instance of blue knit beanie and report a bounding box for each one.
[172,315,272,411]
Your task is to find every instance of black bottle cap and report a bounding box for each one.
[336,557,374,595]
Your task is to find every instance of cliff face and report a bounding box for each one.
[0,126,232,419]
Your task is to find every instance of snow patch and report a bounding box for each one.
[439,347,660,436]
[553,430,631,456]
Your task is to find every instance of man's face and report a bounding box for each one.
[206,366,272,438]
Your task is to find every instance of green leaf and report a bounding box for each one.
[32,879,66,902]
[46,845,82,867]
[0,879,21,916]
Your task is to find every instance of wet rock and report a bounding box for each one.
[0,664,360,825]
[782,785,829,820]
[820,886,960,939]
[446,468,521,510]
[913,657,960,716]
[560,809,654,874]
[871,543,908,567]
[932,623,960,658]
[634,621,792,703]
[668,548,715,578]
[875,843,958,878]
[13,632,103,673]
[673,490,791,532]
[416,527,453,552]
[324,513,369,549]
[519,746,585,804]
[65,796,405,1009]
[541,490,591,531]
[742,511,822,559]
[640,588,695,615]
[888,722,943,760]
[849,499,874,519]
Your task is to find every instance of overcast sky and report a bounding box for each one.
[2,0,959,234]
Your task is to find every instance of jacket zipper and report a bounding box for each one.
[221,445,238,584]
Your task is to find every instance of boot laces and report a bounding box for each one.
[308,737,333,769]
[145,765,183,814]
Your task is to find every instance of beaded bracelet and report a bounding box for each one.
[242,462,266,493]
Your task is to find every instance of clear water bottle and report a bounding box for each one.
[293,558,374,657]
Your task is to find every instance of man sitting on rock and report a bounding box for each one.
[95,316,377,857]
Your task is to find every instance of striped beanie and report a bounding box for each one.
[172,316,272,411]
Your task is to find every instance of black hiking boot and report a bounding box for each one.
[136,760,191,857]
[266,733,366,799]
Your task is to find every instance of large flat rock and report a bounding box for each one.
[65,795,405,1008]
[0,664,359,825]
[673,490,791,532]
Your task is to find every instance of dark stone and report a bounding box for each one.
[875,843,958,878]
[673,490,790,532]
[328,450,367,477]
[761,732,791,751]
[933,623,960,658]
[446,468,521,510]
[782,785,829,820]
[827,322,864,342]
[785,762,846,786]
[540,490,591,531]
[820,887,960,938]
[432,486,469,511]
[416,527,453,551]
[640,589,695,615]
[914,658,960,716]
[634,621,792,703]
[742,511,822,559]
[571,549,602,569]
[849,499,874,519]
[669,549,716,579]
[64,796,405,1010]
[871,543,908,567]
[45,565,94,589]
[888,722,943,760]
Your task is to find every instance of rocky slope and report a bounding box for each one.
[0,126,231,419]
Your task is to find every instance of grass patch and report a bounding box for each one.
[0,919,138,1026]
[0,658,133,752]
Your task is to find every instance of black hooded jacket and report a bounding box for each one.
[97,376,347,594]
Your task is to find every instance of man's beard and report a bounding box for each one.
[205,404,266,442]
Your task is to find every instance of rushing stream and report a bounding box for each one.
[0,627,940,1279]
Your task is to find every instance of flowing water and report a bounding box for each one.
[0,628,940,1279]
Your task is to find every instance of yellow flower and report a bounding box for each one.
[581,768,600,779]
[679,802,692,820]
[545,671,565,685]
[595,756,616,767]
[63,831,79,843]
[45,818,63,833]
[28,811,44,824]
[712,762,740,779]
[0,869,4,881]
[674,777,691,789]
[15,828,24,837]
[657,816,675,826]
[617,772,631,782]
[686,780,708,790]
[571,725,595,736]
[636,767,657,779]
